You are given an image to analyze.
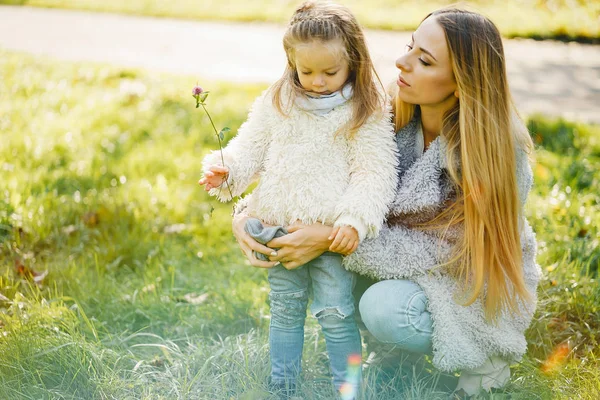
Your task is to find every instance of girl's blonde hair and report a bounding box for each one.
[271,1,384,137]
[394,9,534,322]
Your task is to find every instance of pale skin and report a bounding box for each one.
[227,17,459,269]
[396,16,458,148]
[199,39,360,266]
[198,165,229,191]
[294,39,350,95]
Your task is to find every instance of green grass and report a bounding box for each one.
[1,0,599,43]
[1,49,599,399]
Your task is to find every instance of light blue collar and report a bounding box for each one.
[294,84,353,116]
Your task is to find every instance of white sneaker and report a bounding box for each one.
[455,356,510,396]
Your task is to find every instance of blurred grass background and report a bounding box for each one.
[0,0,599,42]
[0,49,599,398]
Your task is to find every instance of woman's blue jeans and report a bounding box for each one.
[358,279,513,395]
[358,279,433,354]
[268,253,361,390]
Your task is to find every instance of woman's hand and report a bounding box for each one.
[268,222,356,270]
[232,212,279,268]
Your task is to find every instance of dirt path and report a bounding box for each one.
[1,5,598,123]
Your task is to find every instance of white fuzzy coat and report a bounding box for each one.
[202,86,399,241]
[343,115,542,372]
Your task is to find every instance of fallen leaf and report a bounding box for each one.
[15,259,31,277]
[17,227,28,241]
[180,293,209,305]
[142,283,156,293]
[149,356,164,367]
[82,211,99,227]
[62,225,78,235]
[33,270,49,283]
[15,259,48,284]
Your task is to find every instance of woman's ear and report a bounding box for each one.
[454,90,459,98]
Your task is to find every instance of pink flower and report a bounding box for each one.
[192,82,232,200]
[192,86,204,96]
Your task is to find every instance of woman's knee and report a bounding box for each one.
[359,280,426,323]
[358,280,433,352]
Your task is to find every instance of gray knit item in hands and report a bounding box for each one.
[244,218,288,261]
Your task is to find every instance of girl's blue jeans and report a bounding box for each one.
[358,279,433,354]
[268,252,361,390]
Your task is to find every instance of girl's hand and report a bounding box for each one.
[231,212,279,268]
[198,165,229,191]
[329,225,359,255]
[267,222,334,270]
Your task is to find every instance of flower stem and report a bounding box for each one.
[200,103,232,197]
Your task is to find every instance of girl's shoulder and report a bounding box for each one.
[245,87,281,120]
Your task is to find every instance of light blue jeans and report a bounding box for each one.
[268,252,361,390]
[359,279,512,395]
[358,279,433,354]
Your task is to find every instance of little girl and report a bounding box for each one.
[199,1,398,395]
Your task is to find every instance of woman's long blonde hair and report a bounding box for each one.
[395,9,534,322]
[270,1,384,137]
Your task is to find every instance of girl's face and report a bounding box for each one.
[294,40,350,95]
[395,17,457,109]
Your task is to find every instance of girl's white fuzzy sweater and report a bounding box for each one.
[202,86,399,241]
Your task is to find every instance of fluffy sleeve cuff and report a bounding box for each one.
[202,151,237,202]
[334,215,369,242]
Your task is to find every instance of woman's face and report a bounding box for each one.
[395,16,457,109]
